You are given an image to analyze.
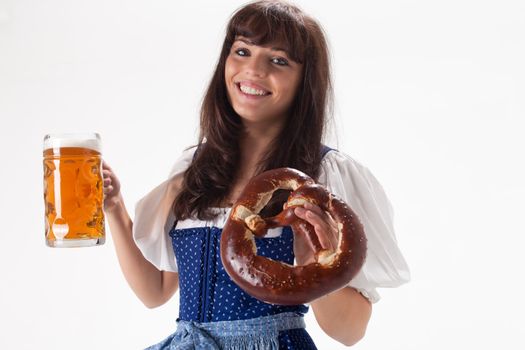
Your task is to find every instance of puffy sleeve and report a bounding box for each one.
[132,147,197,272]
[318,151,410,303]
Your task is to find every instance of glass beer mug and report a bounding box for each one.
[43,133,105,247]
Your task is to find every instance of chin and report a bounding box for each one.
[238,114,266,124]
[233,107,265,122]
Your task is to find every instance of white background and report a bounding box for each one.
[1,0,524,349]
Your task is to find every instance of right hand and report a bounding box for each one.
[102,161,122,213]
[293,202,339,266]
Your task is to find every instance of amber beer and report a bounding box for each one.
[43,133,105,247]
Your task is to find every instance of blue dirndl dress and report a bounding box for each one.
[145,146,331,349]
[145,224,317,349]
[136,145,412,348]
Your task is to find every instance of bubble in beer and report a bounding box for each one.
[52,218,70,239]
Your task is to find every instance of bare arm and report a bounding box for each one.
[310,287,372,346]
[103,162,179,308]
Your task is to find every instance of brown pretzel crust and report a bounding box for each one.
[220,168,367,305]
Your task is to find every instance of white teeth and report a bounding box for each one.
[239,84,268,96]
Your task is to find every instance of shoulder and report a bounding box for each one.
[320,149,375,185]
[167,145,198,178]
[318,149,392,215]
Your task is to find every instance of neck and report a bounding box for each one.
[240,120,282,158]
[220,120,284,207]
[237,119,284,179]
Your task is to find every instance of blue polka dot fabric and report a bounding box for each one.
[278,328,317,350]
[169,225,316,349]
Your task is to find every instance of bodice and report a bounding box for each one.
[169,225,309,322]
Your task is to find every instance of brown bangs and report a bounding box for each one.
[226,2,307,63]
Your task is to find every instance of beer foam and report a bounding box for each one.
[43,133,102,152]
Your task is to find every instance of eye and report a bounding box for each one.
[235,48,250,57]
[271,57,289,66]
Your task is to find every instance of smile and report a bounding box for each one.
[236,82,271,97]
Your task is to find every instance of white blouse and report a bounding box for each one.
[133,147,410,303]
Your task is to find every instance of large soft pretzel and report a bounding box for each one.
[220,168,367,305]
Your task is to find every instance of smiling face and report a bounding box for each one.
[225,36,303,129]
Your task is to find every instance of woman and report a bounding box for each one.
[103,1,410,348]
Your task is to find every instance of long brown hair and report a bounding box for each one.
[173,0,333,220]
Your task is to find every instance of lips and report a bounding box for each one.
[236,81,271,97]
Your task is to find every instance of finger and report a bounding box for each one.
[294,206,307,219]
[303,209,326,230]
[308,205,339,248]
[295,206,324,226]
[303,202,324,216]
[102,161,112,171]
[303,210,334,250]
[103,170,112,184]
[324,212,340,247]
[304,203,336,232]
[310,223,335,250]
[102,169,112,179]
[103,177,111,187]
[295,207,337,250]
[304,202,336,227]
[104,185,113,194]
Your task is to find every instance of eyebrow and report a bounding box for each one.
[235,37,289,55]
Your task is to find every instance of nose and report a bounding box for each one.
[244,55,268,78]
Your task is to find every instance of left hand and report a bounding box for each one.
[292,202,339,265]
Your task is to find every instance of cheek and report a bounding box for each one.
[224,59,232,82]
[279,74,302,104]
[224,55,242,77]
